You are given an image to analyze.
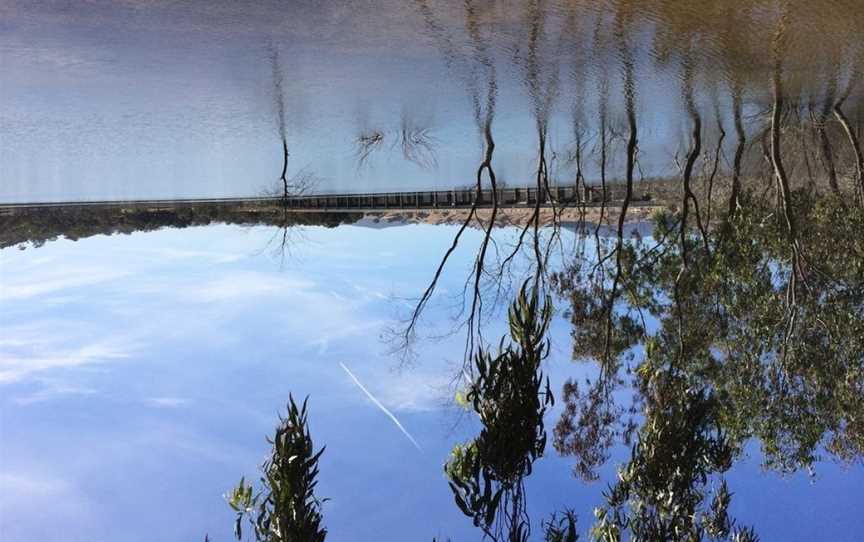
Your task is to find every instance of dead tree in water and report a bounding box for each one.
[352,114,438,171]
[265,46,319,203]
[269,44,292,200]
[354,129,385,170]
[399,112,439,170]
[279,139,290,199]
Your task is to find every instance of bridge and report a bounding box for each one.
[280,184,653,211]
[1,182,668,215]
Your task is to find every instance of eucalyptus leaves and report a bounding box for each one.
[444,280,569,542]
[227,396,327,542]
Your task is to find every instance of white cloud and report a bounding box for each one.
[0,266,128,301]
[171,271,392,349]
[144,247,246,264]
[144,397,189,408]
[0,324,138,384]
[181,272,315,302]
[0,468,94,539]
[336,360,450,414]
[305,318,386,352]
[0,472,71,497]
[9,382,97,405]
[373,370,451,413]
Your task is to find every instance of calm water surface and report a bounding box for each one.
[2,221,861,541]
[2,0,861,201]
[1,1,863,541]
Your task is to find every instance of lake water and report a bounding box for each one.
[2,219,862,541]
[1,2,863,541]
[2,0,861,202]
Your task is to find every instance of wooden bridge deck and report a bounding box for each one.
[282,184,651,211]
[1,183,659,215]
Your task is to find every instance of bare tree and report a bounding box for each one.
[354,129,385,170]
[268,44,292,200]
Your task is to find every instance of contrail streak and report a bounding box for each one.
[339,362,422,452]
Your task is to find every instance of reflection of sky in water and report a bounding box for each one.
[1,224,861,540]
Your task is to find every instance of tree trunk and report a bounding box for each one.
[728,90,746,219]
[834,105,864,200]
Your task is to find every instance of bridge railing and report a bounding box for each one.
[1,182,659,213]
[283,185,650,210]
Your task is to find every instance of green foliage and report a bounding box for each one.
[212,191,859,542]
[445,442,480,484]
[2,205,362,250]
[543,510,579,542]
[445,280,557,541]
[556,189,864,481]
[553,377,624,482]
[552,260,644,364]
[591,363,752,542]
[227,478,256,539]
[227,395,327,542]
[553,189,864,540]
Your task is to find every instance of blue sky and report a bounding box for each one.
[1,223,862,541]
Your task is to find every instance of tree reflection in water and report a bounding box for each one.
[443,281,556,541]
[227,396,327,542]
[555,193,863,540]
[222,198,861,541]
[218,1,863,539]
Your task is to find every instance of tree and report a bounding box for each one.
[227,396,327,542]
